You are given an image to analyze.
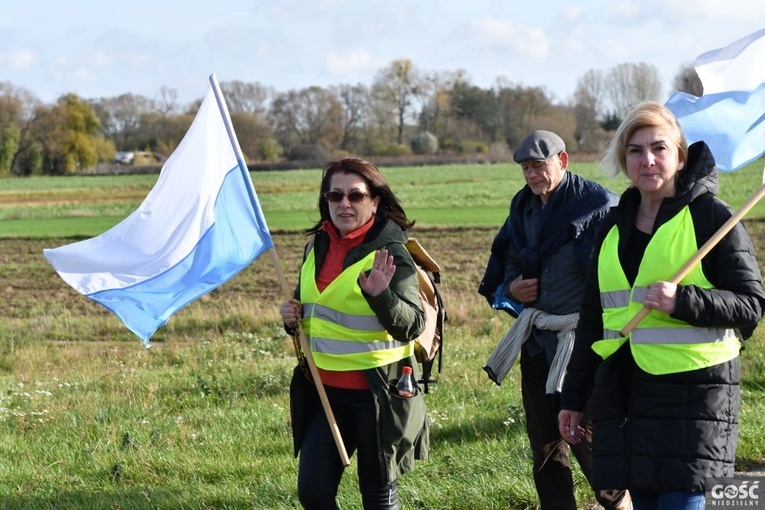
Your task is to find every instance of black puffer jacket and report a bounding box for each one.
[560,141,765,492]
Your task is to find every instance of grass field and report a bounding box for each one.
[0,161,764,509]
[2,160,764,235]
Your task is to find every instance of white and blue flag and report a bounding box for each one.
[44,76,274,345]
[665,27,765,171]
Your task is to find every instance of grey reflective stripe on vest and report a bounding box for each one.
[631,327,740,345]
[308,335,401,355]
[632,286,648,303]
[302,303,384,331]
[603,326,739,344]
[601,290,630,309]
[601,287,649,309]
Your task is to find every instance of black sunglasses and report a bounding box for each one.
[324,191,370,203]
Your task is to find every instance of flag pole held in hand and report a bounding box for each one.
[269,249,351,467]
[209,74,350,467]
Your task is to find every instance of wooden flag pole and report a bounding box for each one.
[268,249,351,466]
[621,175,765,337]
[208,73,350,466]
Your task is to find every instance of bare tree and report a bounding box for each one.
[573,70,605,118]
[572,69,606,150]
[330,83,370,153]
[672,63,704,96]
[372,59,424,145]
[0,82,40,125]
[220,80,273,115]
[607,62,662,118]
[418,69,469,139]
[156,86,179,116]
[230,111,274,162]
[137,111,194,156]
[494,79,555,149]
[269,86,343,153]
[89,93,156,150]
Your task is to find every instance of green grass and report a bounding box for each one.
[0,161,764,508]
[2,159,764,237]
[0,217,127,238]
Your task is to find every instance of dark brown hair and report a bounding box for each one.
[306,157,415,234]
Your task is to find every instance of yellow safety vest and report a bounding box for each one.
[592,206,740,375]
[300,248,412,371]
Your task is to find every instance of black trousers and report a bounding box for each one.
[520,349,627,510]
[297,386,398,510]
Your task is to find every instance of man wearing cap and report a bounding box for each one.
[479,130,630,509]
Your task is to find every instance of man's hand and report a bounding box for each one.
[508,275,539,303]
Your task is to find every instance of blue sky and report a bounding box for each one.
[2,0,764,107]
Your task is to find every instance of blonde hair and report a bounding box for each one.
[603,101,688,177]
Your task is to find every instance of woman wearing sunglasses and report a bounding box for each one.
[279,157,428,510]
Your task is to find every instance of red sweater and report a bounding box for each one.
[315,219,375,389]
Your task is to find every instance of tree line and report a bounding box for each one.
[0,59,702,176]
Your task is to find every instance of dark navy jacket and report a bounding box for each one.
[478,171,617,317]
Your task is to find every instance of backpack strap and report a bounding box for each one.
[304,236,316,259]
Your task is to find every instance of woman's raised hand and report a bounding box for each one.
[358,248,396,297]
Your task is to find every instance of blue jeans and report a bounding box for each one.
[630,490,705,510]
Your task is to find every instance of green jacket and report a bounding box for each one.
[288,216,429,481]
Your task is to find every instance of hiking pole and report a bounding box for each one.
[269,248,351,467]
[621,167,765,337]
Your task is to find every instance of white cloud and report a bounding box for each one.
[325,49,378,77]
[2,49,38,70]
[72,67,94,82]
[603,1,642,20]
[468,18,549,59]
[662,0,765,22]
[559,23,589,54]
[91,50,113,67]
[563,5,583,21]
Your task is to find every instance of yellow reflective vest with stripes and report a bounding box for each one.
[592,206,741,375]
[299,248,412,371]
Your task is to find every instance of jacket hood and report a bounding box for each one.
[365,215,409,248]
[676,141,718,201]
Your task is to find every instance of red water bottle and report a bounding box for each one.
[395,366,416,397]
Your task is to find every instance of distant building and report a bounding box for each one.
[115,151,134,165]
[114,151,164,166]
